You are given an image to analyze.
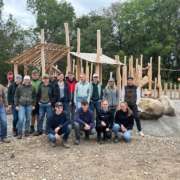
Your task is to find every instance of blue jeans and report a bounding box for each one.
[0,105,7,139]
[38,103,52,133]
[12,105,18,131]
[112,123,132,142]
[17,105,32,135]
[89,100,100,113]
[48,125,71,143]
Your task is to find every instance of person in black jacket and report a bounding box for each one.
[112,102,134,143]
[53,73,70,114]
[7,74,22,136]
[34,74,54,136]
[96,100,113,143]
[48,102,71,148]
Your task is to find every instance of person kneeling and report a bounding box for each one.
[113,102,134,143]
[74,100,95,145]
[48,102,71,148]
[96,100,113,144]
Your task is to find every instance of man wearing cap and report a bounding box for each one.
[0,83,10,143]
[74,73,91,110]
[89,73,103,114]
[103,77,119,117]
[35,74,54,136]
[74,100,95,145]
[8,74,22,136]
[30,69,41,134]
[14,75,36,139]
[122,77,144,137]
[47,102,71,148]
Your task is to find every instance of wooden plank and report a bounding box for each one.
[41,29,46,76]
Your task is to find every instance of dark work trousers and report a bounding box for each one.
[128,104,142,132]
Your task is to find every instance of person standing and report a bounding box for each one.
[14,75,36,139]
[122,77,144,137]
[35,74,54,135]
[7,74,22,136]
[66,71,77,122]
[96,100,113,143]
[113,102,134,143]
[103,78,119,117]
[89,73,103,113]
[0,83,10,143]
[74,73,91,110]
[30,69,41,134]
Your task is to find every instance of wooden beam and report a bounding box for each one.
[76,28,81,79]
[64,23,71,72]
[41,29,46,76]
[14,64,18,76]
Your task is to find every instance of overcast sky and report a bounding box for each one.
[2,0,119,29]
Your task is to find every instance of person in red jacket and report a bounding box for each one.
[66,71,77,122]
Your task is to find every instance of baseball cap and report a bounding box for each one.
[23,75,31,80]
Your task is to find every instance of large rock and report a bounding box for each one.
[159,96,176,116]
[138,98,164,120]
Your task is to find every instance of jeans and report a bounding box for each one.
[128,104,142,132]
[112,123,132,142]
[96,125,112,140]
[74,122,95,140]
[90,100,100,113]
[17,105,32,135]
[38,103,53,133]
[0,105,7,139]
[48,125,71,143]
[12,105,18,131]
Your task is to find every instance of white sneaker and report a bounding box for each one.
[139,131,145,137]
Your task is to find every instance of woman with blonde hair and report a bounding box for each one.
[112,102,134,143]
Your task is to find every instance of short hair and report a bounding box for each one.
[81,100,88,106]
[57,72,64,76]
[127,76,134,80]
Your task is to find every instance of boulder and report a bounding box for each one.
[159,96,176,116]
[138,98,164,120]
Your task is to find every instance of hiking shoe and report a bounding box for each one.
[139,131,145,137]
[17,135,22,139]
[33,132,43,136]
[30,126,35,134]
[74,139,80,145]
[62,141,70,149]
[1,138,11,143]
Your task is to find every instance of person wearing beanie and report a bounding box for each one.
[7,74,22,136]
[30,69,41,134]
[103,77,119,117]
[14,75,36,139]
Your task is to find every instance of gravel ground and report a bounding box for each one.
[0,100,180,180]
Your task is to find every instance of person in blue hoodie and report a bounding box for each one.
[74,100,95,145]
[47,102,71,148]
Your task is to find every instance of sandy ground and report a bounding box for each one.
[0,100,180,180]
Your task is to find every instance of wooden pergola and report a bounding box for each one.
[8,30,69,76]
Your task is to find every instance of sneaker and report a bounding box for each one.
[1,138,11,143]
[62,141,70,149]
[114,137,119,143]
[74,139,80,145]
[139,131,145,137]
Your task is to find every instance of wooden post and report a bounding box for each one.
[170,82,173,99]
[24,65,28,75]
[174,84,177,99]
[76,28,81,79]
[164,82,168,95]
[96,30,101,77]
[90,63,93,82]
[115,55,121,90]
[178,83,180,99]
[14,64,18,76]
[85,61,89,82]
[148,57,153,91]
[157,56,162,97]
[154,77,157,98]
[64,23,71,73]
[41,29,46,76]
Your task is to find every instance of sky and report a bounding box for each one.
[2,0,119,29]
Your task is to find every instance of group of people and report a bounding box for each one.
[0,69,144,147]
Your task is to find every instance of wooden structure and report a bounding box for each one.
[8,41,69,76]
